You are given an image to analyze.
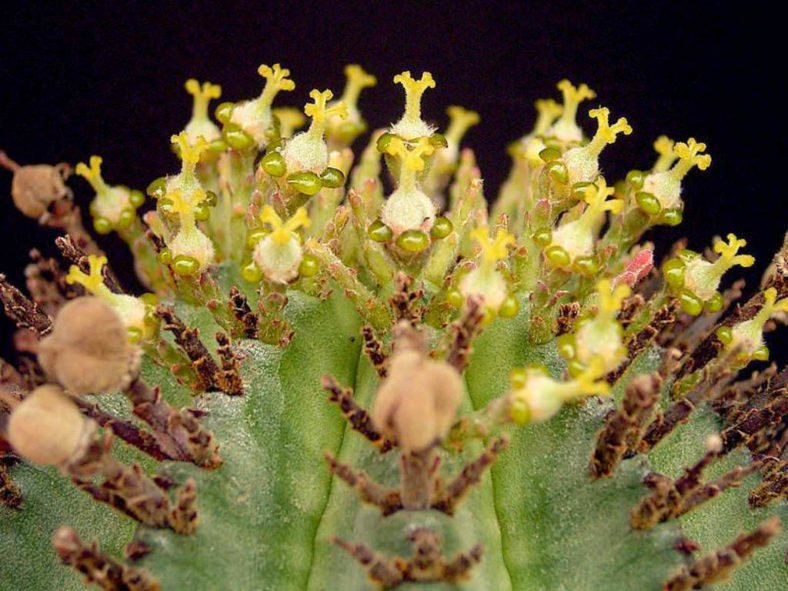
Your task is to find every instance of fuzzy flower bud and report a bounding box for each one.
[563,107,632,184]
[76,156,142,234]
[663,234,754,315]
[38,297,132,394]
[380,136,437,235]
[326,64,376,146]
[389,71,436,140]
[6,385,86,466]
[65,255,152,341]
[718,288,788,361]
[230,63,295,148]
[548,80,596,143]
[252,206,311,284]
[641,138,711,210]
[509,360,609,424]
[372,324,463,452]
[282,89,348,174]
[183,79,222,143]
[558,279,630,375]
[548,178,623,265]
[459,226,515,312]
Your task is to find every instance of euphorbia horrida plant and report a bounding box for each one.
[1,64,786,590]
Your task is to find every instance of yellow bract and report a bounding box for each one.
[258,63,295,93]
[75,156,108,192]
[171,132,210,165]
[384,137,435,172]
[588,108,632,148]
[714,233,755,269]
[533,98,563,135]
[556,80,595,127]
[168,188,207,216]
[65,255,107,293]
[304,89,348,126]
[259,205,311,245]
[394,71,435,126]
[653,135,678,172]
[595,279,631,317]
[185,79,221,102]
[470,227,515,263]
[581,178,624,215]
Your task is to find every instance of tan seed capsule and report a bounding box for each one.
[372,347,463,453]
[0,152,72,218]
[7,384,84,465]
[38,297,131,395]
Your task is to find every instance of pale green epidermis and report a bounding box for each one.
[3,286,786,590]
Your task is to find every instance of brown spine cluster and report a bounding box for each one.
[589,373,661,479]
[662,517,780,591]
[52,526,160,591]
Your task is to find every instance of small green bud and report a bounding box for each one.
[205,191,218,207]
[498,294,520,318]
[286,172,322,196]
[319,167,346,189]
[532,227,552,247]
[626,169,645,190]
[246,229,269,249]
[430,216,453,239]
[223,123,255,150]
[129,189,146,208]
[429,133,448,149]
[93,217,113,235]
[663,258,686,289]
[116,208,135,229]
[445,288,463,308]
[510,399,531,425]
[146,176,167,198]
[556,333,576,359]
[194,202,210,222]
[261,151,287,177]
[376,132,394,153]
[172,255,201,277]
[215,101,235,124]
[546,161,568,184]
[242,261,263,283]
[396,229,430,253]
[573,256,599,276]
[570,181,594,201]
[298,253,320,277]
[539,147,562,162]
[635,191,661,215]
[705,291,724,312]
[545,245,571,267]
[659,208,683,226]
[157,248,172,264]
[679,291,703,316]
[367,219,393,242]
[716,325,733,345]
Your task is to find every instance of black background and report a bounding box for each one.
[1,1,786,358]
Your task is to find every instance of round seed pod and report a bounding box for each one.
[38,297,131,395]
[372,349,463,452]
[7,385,84,465]
[11,164,72,218]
